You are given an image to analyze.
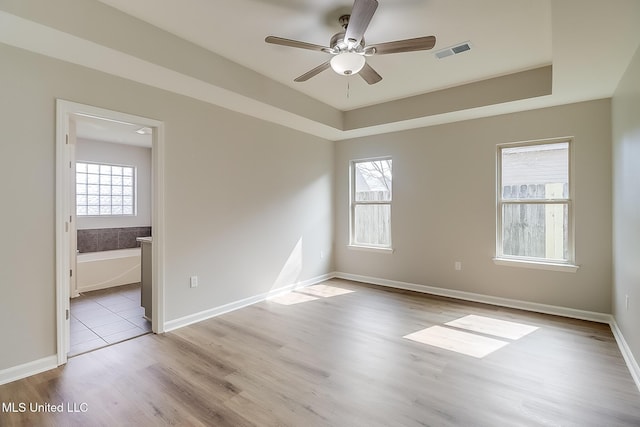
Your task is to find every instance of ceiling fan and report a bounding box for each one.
[265,0,436,85]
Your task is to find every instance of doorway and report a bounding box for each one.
[55,100,165,365]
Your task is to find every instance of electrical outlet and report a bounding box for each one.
[190,276,198,288]
[455,261,462,271]
[626,295,630,310]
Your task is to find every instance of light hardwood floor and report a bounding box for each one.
[1,279,639,426]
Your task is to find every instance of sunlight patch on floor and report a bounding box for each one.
[300,284,355,298]
[269,284,354,305]
[446,314,539,340]
[269,292,319,305]
[404,325,509,358]
[405,313,541,358]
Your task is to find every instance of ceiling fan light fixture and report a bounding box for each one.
[330,52,365,76]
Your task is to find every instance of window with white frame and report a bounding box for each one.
[497,139,573,264]
[350,158,392,249]
[76,162,136,216]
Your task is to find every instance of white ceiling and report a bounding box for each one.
[98,0,554,111]
[1,0,639,142]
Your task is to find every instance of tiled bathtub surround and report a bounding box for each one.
[77,227,151,253]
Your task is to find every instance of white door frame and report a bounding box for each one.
[55,99,166,365]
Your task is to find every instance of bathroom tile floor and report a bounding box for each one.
[69,283,151,356]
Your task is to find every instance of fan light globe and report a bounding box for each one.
[330,52,365,75]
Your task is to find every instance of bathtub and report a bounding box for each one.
[76,248,141,293]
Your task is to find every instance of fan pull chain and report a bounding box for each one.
[347,80,350,99]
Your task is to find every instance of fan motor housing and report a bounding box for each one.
[330,32,365,52]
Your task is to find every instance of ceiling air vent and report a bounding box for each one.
[435,42,471,59]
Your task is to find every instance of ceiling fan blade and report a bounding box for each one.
[369,36,436,55]
[294,61,332,82]
[344,0,379,48]
[265,36,330,53]
[359,62,382,85]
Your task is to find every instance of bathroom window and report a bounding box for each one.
[76,162,136,216]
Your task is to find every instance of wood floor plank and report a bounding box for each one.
[1,279,639,426]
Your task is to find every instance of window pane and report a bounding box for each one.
[502,143,568,200]
[502,203,568,261]
[354,160,392,202]
[77,162,136,216]
[354,204,391,247]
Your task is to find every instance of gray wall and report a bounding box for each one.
[76,138,152,230]
[612,44,640,366]
[335,99,612,313]
[0,43,334,370]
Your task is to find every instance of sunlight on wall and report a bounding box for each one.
[270,238,303,291]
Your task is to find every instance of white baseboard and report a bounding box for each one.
[609,318,640,392]
[333,272,611,323]
[163,273,334,332]
[0,355,58,386]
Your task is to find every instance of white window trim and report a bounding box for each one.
[347,245,395,254]
[495,137,578,272]
[349,156,393,250]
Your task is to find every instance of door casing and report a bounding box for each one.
[55,99,165,365]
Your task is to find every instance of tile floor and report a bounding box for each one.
[69,283,151,356]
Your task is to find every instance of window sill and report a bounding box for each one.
[348,245,394,254]
[493,257,579,273]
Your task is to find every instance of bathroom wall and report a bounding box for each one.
[76,138,152,230]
